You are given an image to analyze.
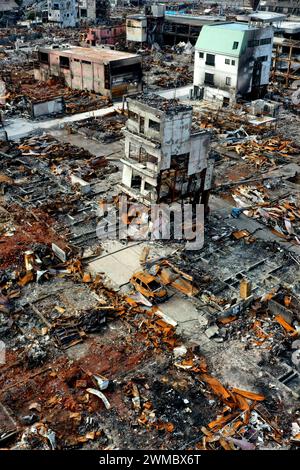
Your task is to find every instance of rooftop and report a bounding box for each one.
[129,93,192,114]
[39,46,140,63]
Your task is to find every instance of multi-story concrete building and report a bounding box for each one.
[85,24,126,45]
[119,94,213,209]
[259,0,300,15]
[78,0,110,22]
[34,46,142,99]
[47,0,77,27]
[193,21,274,105]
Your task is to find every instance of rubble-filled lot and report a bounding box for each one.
[1,18,300,452]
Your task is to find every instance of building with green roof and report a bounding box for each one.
[193,22,274,105]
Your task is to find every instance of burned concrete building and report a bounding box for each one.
[193,20,275,105]
[119,94,213,208]
[34,46,142,98]
[47,0,77,28]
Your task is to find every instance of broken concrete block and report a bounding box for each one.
[205,324,219,339]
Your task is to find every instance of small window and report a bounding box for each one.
[59,56,70,68]
[206,53,215,66]
[260,37,272,45]
[82,60,91,64]
[226,77,231,86]
[199,52,204,58]
[149,119,160,132]
[204,72,214,85]
[225,58,230,65]
[231,59,235,65]
[233,41,239,50]
[257,55,268,62]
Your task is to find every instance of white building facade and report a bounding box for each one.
[193,22,274,105]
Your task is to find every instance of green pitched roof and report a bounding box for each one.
[195,23,252,57]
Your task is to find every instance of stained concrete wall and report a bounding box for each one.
[31,97,65,118]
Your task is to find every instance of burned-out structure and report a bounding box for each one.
[119,94,213,208]
[47,0,77,28]
[193,20,275,105]
[34,46,142,98]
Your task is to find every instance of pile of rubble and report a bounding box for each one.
[67,111,127,143]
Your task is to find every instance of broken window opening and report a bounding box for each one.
[260,37,272,45]
[233,41,239,50]
[59,56,70,69]
[39,52,49,64]
[131,175,142,189]
[129,110,139,122]
[170,153,190,170]
[149,119,160,132]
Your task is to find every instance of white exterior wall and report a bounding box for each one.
[126,18,147,43]
[194,50,239,101]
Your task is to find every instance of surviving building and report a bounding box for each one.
[119,94,213,209]
[86,23,125,46]
[193,21,274,105]
[34,46,142,98]
[47,0,77,27]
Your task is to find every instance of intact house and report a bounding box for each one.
[47,0,77,28]
[119,94,213,210]
[193,22,274,105]
[34,46,142,99]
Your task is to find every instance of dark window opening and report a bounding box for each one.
[248,39,259,48]
[204,72,214,85]
[231,60,235,65]
[170,153,189,170]
[53,3,59,10]
[225,58,230,65]
[39,52,49,64]
[223,97,230,107]
[149,119,160,132]
[144,182,154,191]
[80,8,87,17]
[260,37,272,45]
[257,55,268,62]
[129,110,139,122]
[82,60,91,65]
[147,279,161,290]
[199,52,204,58]
[140,116,145,133]
[205,53,215,66]
[233,41,239,50]
[131,175,142,189]
[59,56,70,68]
[226,76,231,86]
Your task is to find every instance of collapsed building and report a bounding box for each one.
[119,94,213,209]
[193,20,275,104]
[34,46,142,98]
